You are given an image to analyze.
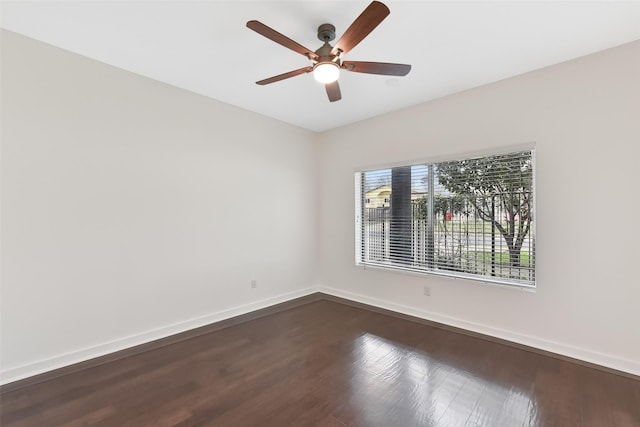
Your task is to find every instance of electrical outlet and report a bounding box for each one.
[251,280,257,289]
[423,286,431,296]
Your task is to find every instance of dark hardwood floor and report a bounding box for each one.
[1,299,639,426]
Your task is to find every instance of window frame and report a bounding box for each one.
[355,146,536,289]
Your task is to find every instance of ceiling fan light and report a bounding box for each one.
[313,62,340,83]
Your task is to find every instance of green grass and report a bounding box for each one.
[472,251,533,266]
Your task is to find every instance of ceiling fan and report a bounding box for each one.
[247,1,411,102]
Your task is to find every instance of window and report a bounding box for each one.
[355,149,535,287]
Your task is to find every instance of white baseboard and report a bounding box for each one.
[0,287,317,386]
[4,285,637,385]
[319,286,640,377]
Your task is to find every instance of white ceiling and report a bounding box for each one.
[2,1,640,132]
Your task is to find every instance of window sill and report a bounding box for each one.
[356,261,537,293]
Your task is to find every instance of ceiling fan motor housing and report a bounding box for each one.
[315,24,339,66]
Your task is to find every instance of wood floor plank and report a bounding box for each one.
[1,300,638,426]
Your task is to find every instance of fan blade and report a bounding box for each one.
[342,61,411,76]
[325,81,342,102]
[256,66,313,85]
[247,20,319,61]
[332,1,390,56]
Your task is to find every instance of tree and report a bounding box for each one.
[436,152,533,267]
[413,194,467,231]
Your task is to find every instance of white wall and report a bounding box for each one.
[2,29,639,384]
[317,40,640,375]
[0,31,317,383]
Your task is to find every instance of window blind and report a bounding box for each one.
[356,149,535,287]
